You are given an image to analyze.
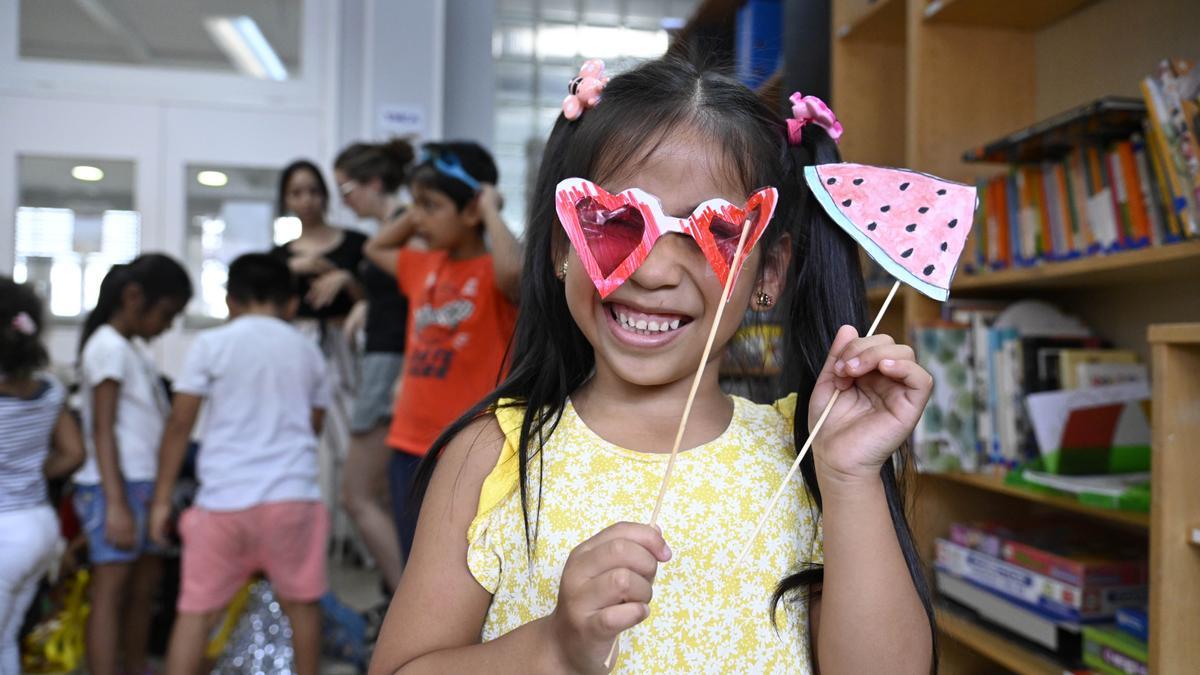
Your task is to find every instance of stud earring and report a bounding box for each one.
[754,290,774,310]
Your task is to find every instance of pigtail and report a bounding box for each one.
[774,126,939,671]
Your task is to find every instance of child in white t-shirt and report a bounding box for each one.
[73,253,192,675]
[150,253,331,675]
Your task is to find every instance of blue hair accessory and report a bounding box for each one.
[419,149,481,192]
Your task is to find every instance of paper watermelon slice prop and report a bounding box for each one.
[805,163,977,301]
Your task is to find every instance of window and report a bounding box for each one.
[13,156,139,318]
[492,0,699,229]
[183,165,298,319]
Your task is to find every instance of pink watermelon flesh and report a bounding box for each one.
[809,163,975,300]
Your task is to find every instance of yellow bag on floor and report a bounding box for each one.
[21,570,90,673]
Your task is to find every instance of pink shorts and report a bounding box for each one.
[177,501,329,614]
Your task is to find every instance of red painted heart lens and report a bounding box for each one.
[708,210,760,267]
[575,197,646,277]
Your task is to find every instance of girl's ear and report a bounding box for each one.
[759,234,792,301]
[368,176,386,194]
[460,195,484,227]
[120,281,145,314]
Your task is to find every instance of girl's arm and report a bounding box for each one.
[807,326,934,673]
[92,379,136,549]
[45,408,85,479]
[149,393,202,546]
[369,417,668,675]
[364,210,419,277]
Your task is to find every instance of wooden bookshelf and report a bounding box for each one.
[936,609,1064,675]
[923,471,1150,531]
[823,0,1200,671]
[923,0,1099,31]
[836,0,906,42]
[951,238,1200,294]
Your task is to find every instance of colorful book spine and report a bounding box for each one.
[1106,149,1134,247]
[1144,118,1184,240]
[1132,136,1169,245]
[1056,160,1081,256]
[1083,624,1148,675]
[1006,171,1025,266]
[1086,145,1121,249]
[1116,140,1151,247]
[1067,149,1098,252]
[935,539,1147,623]
[1143,74,1200,235]
[1041,162,1067,258]
[1116,607,1149,642]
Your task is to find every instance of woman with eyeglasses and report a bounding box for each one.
[331,139,415,603]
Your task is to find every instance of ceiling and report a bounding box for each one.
[19,0,301,76]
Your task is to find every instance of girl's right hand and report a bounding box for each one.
[547,522,671,673]
[105,501,137,550]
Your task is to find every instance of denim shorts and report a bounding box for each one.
[73,480,165,565]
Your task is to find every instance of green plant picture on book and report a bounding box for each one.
[914,324,978,472]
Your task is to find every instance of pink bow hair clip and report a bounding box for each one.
[11,312,37,336]
[787,92,843,145]
[562,59,609,121]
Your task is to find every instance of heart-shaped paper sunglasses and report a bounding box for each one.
[554,177,779,298]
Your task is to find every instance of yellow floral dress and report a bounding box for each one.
[467,394,823,674]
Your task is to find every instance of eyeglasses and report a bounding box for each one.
[338,180,359,197]
[554,177,778,298]
[419,149,481,192]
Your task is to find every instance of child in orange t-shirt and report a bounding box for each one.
[364,141,520,558]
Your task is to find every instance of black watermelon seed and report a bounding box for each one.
[906,223,918,232]
[937,188,947,196]
[853,178,864,185]
[827,177,836,185]
[867,222,877,231]
[900,182,910,191]
[842,199,852,207]
[881,205,891,213]
[923,264,935,276]
[948,218,958,228]
[918,206,930,214]
[901,248,914,258]
[940,242,948,251]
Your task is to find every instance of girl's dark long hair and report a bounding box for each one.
[410,55,936,667]
[79,253,193,353]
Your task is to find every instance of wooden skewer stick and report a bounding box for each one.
[733,279,901,568]
[603,214,757,668]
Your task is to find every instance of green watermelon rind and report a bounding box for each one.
[804,165,951,302]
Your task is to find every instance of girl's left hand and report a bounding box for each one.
[307,269,352,309]
[808,325,933,486]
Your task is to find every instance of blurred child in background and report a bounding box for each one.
[0,277,85,675]
[150,253,330,675]
[74,254,192,675]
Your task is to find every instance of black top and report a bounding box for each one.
[271,228,368,320]
[361,259,408,354]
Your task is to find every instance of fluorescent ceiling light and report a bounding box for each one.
[197,170,229,187]
[71,165,104,182]
[204,16,288,81]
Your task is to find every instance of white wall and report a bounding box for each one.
[443,0,495,146]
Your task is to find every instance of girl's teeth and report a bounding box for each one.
[670,319,680,330]
[636,319,648,330]
[648,321,659,332]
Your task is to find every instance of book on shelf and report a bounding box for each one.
[963,59,1200,274]
[1082,624,1148,675]
[936,571,1083,660]
[1025,381,1151,475]
[935,538,1147,624]
[948,521,1147,588]
[1115,606,1149,643]
[912,322,978,472]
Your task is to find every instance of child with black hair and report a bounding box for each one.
[149,253,330,675]
[0,277,85,675]
[370,58,936,674]
[73,253,192,675]
[364,141,521,562]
